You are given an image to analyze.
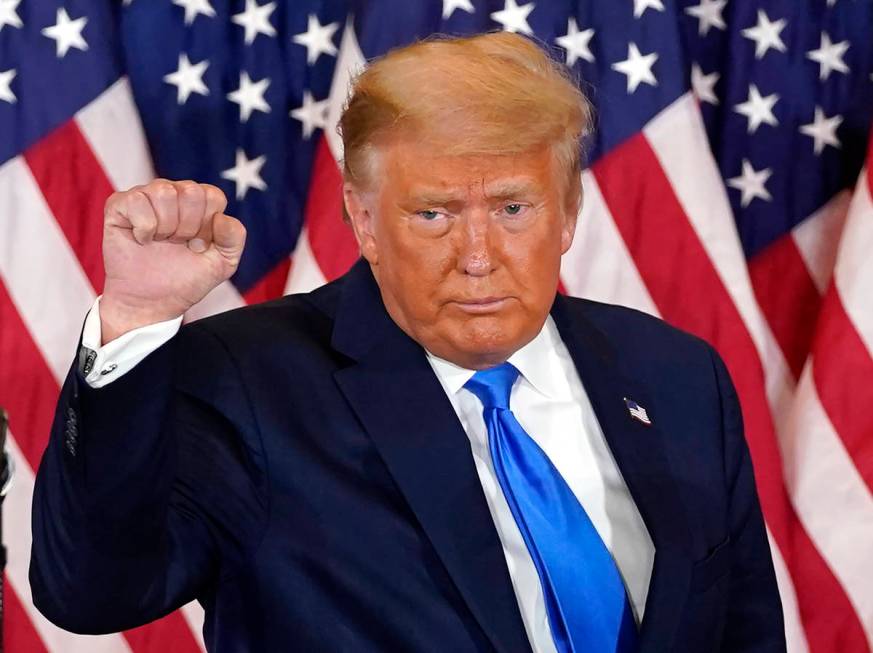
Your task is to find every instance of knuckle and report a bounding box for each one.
[152,181,178,202]
[178,180,202,198]
[104,191,123,213]
[178,184,206,213]
[203,184,228,209]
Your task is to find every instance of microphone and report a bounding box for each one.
[0,408,9,653]
[0,408,11,501]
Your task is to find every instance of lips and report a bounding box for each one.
[450,297,511,314]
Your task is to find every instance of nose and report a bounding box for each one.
[457,210,495,277]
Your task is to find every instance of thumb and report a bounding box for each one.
[211,213,247,267]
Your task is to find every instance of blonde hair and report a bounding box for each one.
[338,31,592,196]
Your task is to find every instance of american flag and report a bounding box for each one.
[1,0,872,651]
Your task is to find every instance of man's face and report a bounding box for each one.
[344,138,579,370]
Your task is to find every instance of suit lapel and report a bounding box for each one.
[551,296,693,653]
[332,261,532,653]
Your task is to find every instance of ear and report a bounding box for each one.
[560,175,582,255]
[343,181,379,265]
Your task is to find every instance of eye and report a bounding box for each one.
[501,203,527,217]
[417,210,441,221]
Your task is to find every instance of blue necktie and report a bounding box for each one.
[464,363,638,653]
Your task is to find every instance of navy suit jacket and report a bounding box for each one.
[31,259,786,652]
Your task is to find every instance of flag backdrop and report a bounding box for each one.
[2,0,873,651]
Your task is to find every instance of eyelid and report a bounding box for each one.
[416,208,448,220]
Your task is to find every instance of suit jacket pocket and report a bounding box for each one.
[690,535,731,592]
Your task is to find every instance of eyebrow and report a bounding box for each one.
[484,180,541,200]
[407,179,542,206]
[406,191,462,206]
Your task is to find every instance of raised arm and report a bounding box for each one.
[29,181,266,634]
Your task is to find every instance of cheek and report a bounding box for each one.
[381,241,456,317]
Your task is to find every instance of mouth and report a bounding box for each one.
[450,297,511,314]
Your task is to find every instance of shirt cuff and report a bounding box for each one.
[80,297,183,389]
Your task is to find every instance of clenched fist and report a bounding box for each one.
[100,179,246,343]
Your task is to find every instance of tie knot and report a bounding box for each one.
[464,362,520,410]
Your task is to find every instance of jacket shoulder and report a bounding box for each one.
[567,296,714,362]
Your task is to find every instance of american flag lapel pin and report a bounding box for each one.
[624,398,652,426]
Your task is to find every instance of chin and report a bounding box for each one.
[451,319,525,365]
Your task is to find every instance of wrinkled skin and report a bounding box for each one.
[343,139,581,370]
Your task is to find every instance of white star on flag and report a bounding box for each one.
[612,42,658,93]
[806,32,850,81]
[228,71,271,123]
[555,17,595,66]
[734,84,779,133]
[442,0,475,20]
[800,107,843,155]
[172,0,216,25]
[741,10,787,60]
[291,91,330,140]
[728,159,773,207]
[490,0,535,36]
[684,0,726,36]
[691,64,719,105]
[222,149,267,200]
[633,0,665,18]
[232,0,277,45]
[0,68,16,104]
[41,8,88,58]
[163,53,210,105]
[0,0,22,32]
[293,14,340,65]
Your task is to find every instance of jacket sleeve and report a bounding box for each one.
[711,346,787,653]
[29,321,269,634]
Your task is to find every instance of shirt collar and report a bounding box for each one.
[425,316,566,399]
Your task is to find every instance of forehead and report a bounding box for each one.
[377,138,557,199]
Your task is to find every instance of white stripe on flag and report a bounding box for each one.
[784,365,873,646]
[791,191,851,295]
[0,157,95,381]
[767,528,810,653]
[180,602,207,651]
[284,227,328,295]
[75,77,156,192]
[185,280,246,323]
[833,168,873,356]
[324,19,365,165]
[560,171,659,316]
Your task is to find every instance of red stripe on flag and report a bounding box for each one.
[24,119,114,294]
[748,234,821,379]
[812,285,873,493]
[593,133,869,653]
[304,136,359,281]
[242,257,291,305]
[0,279,58,470]
[124,613,203,653]
[4,577,49,653]
[0,282,201,651]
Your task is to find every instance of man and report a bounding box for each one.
[30,32,785,652]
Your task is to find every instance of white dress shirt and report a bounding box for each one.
[80,300,654,653]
